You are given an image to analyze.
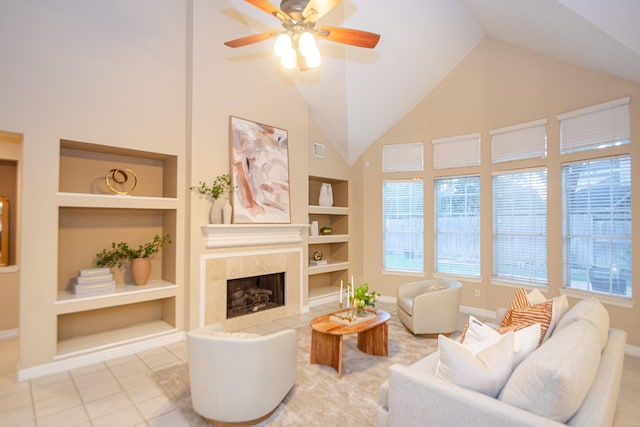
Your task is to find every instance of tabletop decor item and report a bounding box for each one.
[320,226,332,235]
[95,234,171,285]
[105,168,138,195]
[190,174,234,224]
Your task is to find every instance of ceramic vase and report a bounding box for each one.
[209,200,222,224]
[222,197,232,224]
[318,183,333,207]
[131,257,151,286]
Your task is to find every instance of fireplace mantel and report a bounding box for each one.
[201,224,309,248]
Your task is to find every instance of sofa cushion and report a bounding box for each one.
[209,331,260,339]
[499,318,602,423]
[555,297,609,349]
[462,315,540,367]
[436,332,514,397]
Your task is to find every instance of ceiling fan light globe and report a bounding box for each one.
[298,31,316,56]
[304,47,321,68]
[281,47,297,69]
[274,33,292,58]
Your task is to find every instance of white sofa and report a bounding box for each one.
[378,298,627,427]
[397,279,462,335]
[187,323,297,424]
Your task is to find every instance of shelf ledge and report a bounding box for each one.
[201,224,309,249]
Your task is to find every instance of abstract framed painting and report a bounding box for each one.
[229,116,291,223]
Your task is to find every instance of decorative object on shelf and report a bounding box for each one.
[309,249,327,266]
[318,182,333,207]
[222,197,232,224]
[94,234,171,285]
[320,226,332,235]
[105,168,138,195]
[310,220,319,236]
[190,173,235,224]
[230,116,290,224]
[72,267,115,295]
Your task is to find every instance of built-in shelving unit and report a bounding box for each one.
[308,176,349,302]
[54,140,182,358]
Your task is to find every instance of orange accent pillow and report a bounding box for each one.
[502,301,553,344]
[500,288,530,328]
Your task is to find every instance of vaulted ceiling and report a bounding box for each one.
[225,0,640,165]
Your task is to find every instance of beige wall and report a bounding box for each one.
[186,0,311,329]
[354,37,640,346]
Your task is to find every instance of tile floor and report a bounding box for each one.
[0,302,638,426]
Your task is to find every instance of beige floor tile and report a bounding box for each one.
[71,367,116,389]
[116,370,155,391]
[36,405,89,427]
[147,409,192,427]
[135,394,175,420]
[70,362,108,378]
[0,376,29,399]
[125,381,165,404]
[30,371,71,388]
[0,403,35,427]
[91,405,145,427]
[33,390,82,418]
[140,352,181,372]
[109,359,150,378]
[105,354,140,367]
[31,378,76,402]
[84,391,134,419]
[76,378,123,403]
[0,389,31,412]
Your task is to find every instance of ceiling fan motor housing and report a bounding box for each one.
[280,0,311,21]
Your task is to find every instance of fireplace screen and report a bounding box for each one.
[227,272,285,319]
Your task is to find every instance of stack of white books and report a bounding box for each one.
[73,267,116,295]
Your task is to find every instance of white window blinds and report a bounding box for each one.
[382,142,424,173]
[383,180,424,272]
[493,168,548,285]
[433,133,480,169]
[558,97,630,154]
[491,119,547,163]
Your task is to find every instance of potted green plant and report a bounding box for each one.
[95,234,171,285]
[353,282,380,315]
[190,173,235,224]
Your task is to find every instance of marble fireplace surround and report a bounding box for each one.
[200,225,307,330]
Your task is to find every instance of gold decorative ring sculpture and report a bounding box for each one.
[105,168,138,195]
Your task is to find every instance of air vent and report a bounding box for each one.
[313,143,326,158]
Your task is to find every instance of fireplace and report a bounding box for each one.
[227,272,285,319]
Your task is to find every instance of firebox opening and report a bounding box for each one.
[227,272,285,319]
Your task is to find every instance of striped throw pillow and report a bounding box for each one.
[500,288,530,328]
[507,301,553,344]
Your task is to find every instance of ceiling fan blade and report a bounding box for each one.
[224,31,280,48]
[302,0,340,23]
[315,26,380,49]
[245,0,292,23]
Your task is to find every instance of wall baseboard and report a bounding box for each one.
[18,331,185,382]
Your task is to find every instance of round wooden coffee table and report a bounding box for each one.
[309,309,390,378]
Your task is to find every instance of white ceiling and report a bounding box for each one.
[227,0,640,165]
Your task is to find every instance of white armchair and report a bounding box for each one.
[397,279,462,335]
[187,323,297,424]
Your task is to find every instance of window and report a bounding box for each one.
[435,176,480,276]
[382,142,424,173]
[558,97,630,154]
[493,169,547,285]
[433,133,480,169]
[383,180,424,272]
[562,156,632,296]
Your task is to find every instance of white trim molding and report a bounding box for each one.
[201,224,308,248]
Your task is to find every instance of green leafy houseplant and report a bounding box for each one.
[190,173,234,200]
[95,234,171,268]
[353,282,380,308]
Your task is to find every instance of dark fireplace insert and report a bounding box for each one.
[226,272,285,319]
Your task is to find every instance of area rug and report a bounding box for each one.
[152,314,444,426]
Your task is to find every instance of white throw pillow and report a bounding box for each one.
[499,319,602,422]
[436,332,514,397]
[527,288,547,305]
[463,316,540,366]
[543,294,569,342]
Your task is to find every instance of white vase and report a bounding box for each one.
[318,183,333,207]
[209,200,222,224]
[222,198,232,224]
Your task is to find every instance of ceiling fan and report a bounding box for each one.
[224,0,381,70]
